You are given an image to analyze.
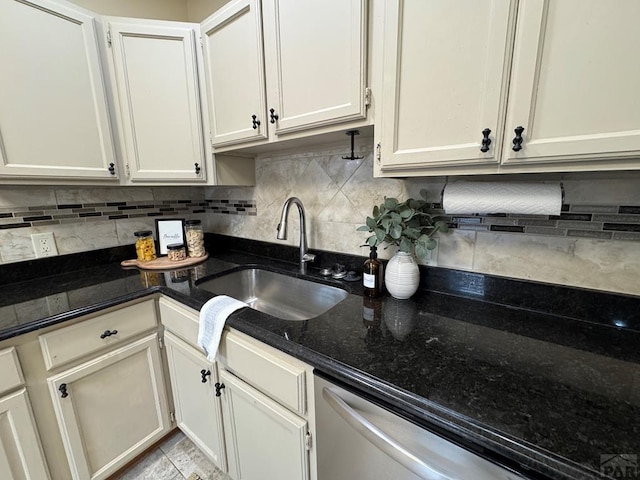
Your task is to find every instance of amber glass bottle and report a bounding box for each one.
[363,246,383,297]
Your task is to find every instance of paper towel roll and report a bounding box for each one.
[442,182,562,215]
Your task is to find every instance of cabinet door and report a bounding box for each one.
[0,389,51,480]
[219,368,309,480]
[108,19,207,182]
[261,0,368,135]
[378,0,514,171]
[164,332,226,471]
[502,0,640,166]
[0,0,117,180]
[201,0,268,147]
[47,334,171,480]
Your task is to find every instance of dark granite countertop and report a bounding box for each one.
[1,238,638,480]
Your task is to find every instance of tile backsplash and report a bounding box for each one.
[1,144,639,296]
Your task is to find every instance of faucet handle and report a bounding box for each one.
[302,253,316,263]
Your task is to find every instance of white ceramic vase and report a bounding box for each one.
[384,252,420,299]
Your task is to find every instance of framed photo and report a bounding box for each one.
[155,218,185,255]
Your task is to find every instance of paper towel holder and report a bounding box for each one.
[439,182,565,209]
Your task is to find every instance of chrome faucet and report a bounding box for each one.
[277,197,316,272]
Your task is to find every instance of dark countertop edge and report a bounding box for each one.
[0,283,602,480]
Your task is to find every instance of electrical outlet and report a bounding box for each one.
[32,232,58,258]
[46,293,70,315]
[424,239,439,266]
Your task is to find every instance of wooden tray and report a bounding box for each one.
[121,252,208,270]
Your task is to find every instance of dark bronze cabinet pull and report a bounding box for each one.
[201,369,211,383]
[512,126,525,151]
[108,163,116,175]
[269,108,279,124]
[194,163,201,175]
[215,382,225,397]
[59,383,68,398]
[480,128,492,152]
[100,329,118,339]
[251,114,260,129]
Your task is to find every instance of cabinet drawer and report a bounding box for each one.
[220,331,306,416]
[39,300,157,370]
[159,297,199,348]
[0,347,24,396]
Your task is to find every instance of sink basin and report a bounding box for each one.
[196,268,348,321]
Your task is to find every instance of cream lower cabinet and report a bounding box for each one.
[217,330,313,480]
[164,331,226,470]
[46,333,171,480]
[219,369,309,480]
[0,347,50,480]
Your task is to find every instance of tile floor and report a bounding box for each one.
[114,430,231,480]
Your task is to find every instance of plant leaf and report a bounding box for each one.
[390,212,402,224]
[399,236,412,253]
[415,243,428,260]
[384,197,398,210]
[366,216,376,229]
[398,205,412,218]
[372,205,379,217]
[367,235,377,246]
[435,220,449,233]
[375,228,386,242]
[389,224,402,239]
[356,225,370,232]
[426,238,437,250]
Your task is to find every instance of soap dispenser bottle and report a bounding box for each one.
[363,245,383,297]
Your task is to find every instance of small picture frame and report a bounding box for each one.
[155,218,185,255]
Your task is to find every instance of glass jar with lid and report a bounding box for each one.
[134,230,156,262]
[185,219,205,257]
[167,243,187,262]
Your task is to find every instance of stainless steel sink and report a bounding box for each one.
[196,268,348,321]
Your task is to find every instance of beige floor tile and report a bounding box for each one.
[115,448,182,480]
[163,434,231,480]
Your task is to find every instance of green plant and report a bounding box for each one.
[357,189,449,260]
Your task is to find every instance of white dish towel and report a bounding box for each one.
[197,295,247,362]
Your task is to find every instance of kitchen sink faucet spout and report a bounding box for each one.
[277,197,316,273]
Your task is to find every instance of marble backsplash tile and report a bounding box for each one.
[1,146,639,296]
[205,144,640,296]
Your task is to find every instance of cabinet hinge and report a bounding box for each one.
[158,336,164,349]
[305,432,312,451]
[125,163,131,177]
[364,87,371,108]
[376,142,382,163]
[169,411,175,423]
[106,28,112,47]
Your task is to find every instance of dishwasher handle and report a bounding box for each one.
[322,387,456,480]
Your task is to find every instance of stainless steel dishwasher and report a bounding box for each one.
[314,373,528,480]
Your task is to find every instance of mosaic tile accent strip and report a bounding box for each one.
[0,199,256,230]
[430,203,640,242]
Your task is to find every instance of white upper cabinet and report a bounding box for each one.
[502,0,640,166]
[202,0,267,148]
[378,0,515,171]
[261,0,368,135]
[377,0,640,176]
[106,18,209,183]
[0,0,117,180]
[202,0,369,151]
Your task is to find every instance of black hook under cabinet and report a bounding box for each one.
[215,382,225,397]
[251,114,260,129]
[59,383,68,398]
[108,163,116,175]
[480,128,492,153]
[194,163,201,175]
[201,369,211,383]
[269,108,279,124]
[512,126,525,151]
[100,329,118,339]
